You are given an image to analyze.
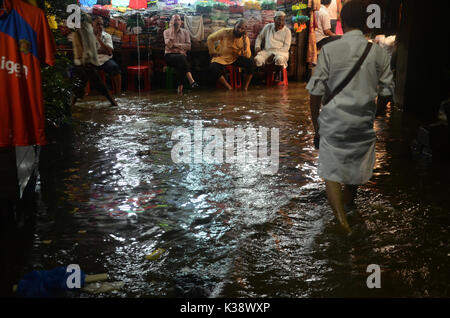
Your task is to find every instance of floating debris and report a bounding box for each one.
[145,248,165,261]
[70,208,79,214]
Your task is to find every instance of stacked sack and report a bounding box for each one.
[261,0,277,10]
[202,16,214,43]
[152,15,171,48]
[243,10,263,46]
[143,14,160,47]
[92,5,111,18]
[227,12,244,28]
[106,18,127,44]
[210,1,229,34]
[243,0,261,10]
[261,10,276,25]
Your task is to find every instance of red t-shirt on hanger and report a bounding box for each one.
[0,0,55,147]
[129,0,147,9]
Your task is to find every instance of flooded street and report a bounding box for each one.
[4,82,449,297]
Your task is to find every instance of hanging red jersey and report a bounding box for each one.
[129,0,147,9]
[0,0,55,147]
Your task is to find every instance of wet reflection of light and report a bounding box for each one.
[374,119,382,133]
[192,193,208,204]
[297,162,321,182]
[110,234,126,242]
[373,117,390,172]
[118,204,132,211]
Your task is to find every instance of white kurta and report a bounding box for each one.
[96,31,114,65]
[254,23,291,68]
[306,30,394,185]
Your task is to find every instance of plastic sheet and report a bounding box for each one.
[16,267,86,298]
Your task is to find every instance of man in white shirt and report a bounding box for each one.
[327,0,342,33]
[254,11,291,82]
[306,0,394,235]
[315,0,338,49]
[93,16,122,95]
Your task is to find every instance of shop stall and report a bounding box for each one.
[56,0,312,89]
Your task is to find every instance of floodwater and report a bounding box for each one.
[2,83,449,297]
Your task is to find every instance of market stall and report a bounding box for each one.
[56,0,312,89]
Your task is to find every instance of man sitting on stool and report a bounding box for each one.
[163,14,199,94]
[207,19,256,91]
[254,11,291,82]
[93,16,122,95]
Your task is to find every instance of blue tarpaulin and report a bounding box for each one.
[16,267,86,298]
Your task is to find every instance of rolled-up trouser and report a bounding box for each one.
[254,50,289,69]
[165,53,191,86]
[209,56,256,82]
[98,58,121,76]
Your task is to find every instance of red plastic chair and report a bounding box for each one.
[127,65,151,92]
[227,65,242,89]
[217,65,242,89]
[266,64,288,87]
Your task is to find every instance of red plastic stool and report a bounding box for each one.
[217,65,242,89]
[266,64,288,86]
[228,65,242,89]
[127,65,151,92]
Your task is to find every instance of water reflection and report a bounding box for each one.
[3,83,448,298]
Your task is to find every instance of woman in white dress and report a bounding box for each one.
[306,0,394,234]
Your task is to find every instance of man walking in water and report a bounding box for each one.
[306,0,394,234]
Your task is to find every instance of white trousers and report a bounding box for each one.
[254,49,289,68]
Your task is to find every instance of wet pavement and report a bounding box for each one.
[2,82,449,297]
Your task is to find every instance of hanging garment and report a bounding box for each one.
[96,0,112,5]
[336,20,343,35]
[72,14,100,67]
[111,0,130,7]
[80,0,97,7]
[25,0,38,6]
[308,0,321,11]
[0,0,55,147]
[184,15,204,42]
[306,11,317,65]
[129,0,147,9]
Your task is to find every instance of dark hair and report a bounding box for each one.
[321,0,332,5]
[340,0,368,31]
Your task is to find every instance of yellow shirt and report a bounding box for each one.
[207,28,251,65]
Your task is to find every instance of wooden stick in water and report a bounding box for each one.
[85,273,108,283]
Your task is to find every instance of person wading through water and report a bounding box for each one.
[306,0,394,234]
